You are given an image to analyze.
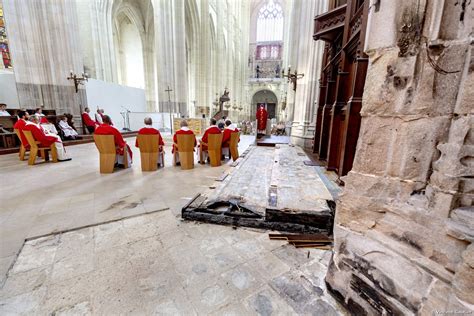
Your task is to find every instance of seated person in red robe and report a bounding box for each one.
[13,110,30,149]
[172,120,197,164]
[95,115,132,168]
[23,115,71,161]
[82,107,97,134]
[199,118,221,163]
[135,117,165,166]
[221,119,240,159]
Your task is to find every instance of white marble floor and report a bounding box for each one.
[0,136,253,282]
[0,135,345,315]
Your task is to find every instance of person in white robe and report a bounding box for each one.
[0,104,10,116]
[58,116,79,139]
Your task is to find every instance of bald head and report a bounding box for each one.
[180,120,188,127]
[144,117,152,125]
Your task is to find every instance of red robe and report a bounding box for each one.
[95,123,132,159]
[200,125,221,151]
[135,126,164,151]
[82,112,96,127]
[256,107,268,131]
[172,127,196,153]
[13,119,30,149]
[36,114,49,124]
[222,126,239,147]
[23,122,60,147]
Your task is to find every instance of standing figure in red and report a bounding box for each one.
[256,104,268,137]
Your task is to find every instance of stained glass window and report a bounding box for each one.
[0,5,12,69]
[256,0,283,42]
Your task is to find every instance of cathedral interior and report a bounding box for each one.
[0,0,472,315]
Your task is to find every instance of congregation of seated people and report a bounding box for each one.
[6,102,240,170]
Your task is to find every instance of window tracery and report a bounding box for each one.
[256,0,283,42]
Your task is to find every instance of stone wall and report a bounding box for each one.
[2,0,86,114]
[326,0,473,314]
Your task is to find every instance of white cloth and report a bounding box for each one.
[116,150,132,167]
[41,123,58,135]
[0,110,10,116]
[48,134,69,160]
[59,120,78,137]
[225,124,237,131]
[54,142,69,160]
[95,113,103,124]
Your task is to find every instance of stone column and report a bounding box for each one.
[154,0,188,116]
[3,0,86,114]
[326,0,473,314]
[286,0,327,148]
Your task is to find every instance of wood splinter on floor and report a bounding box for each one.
[269,233,333,249]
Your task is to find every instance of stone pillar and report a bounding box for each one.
[326,0,473,314]
[154,0,188,116]
[286,0,327,149]
[3,0,86,114]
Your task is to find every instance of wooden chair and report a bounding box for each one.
[229,132,240,161]
[22,130,58,165]
[94,134,129,173]
[14,129,27,161]
[137,134,164,172]
[175,134,195,170]
[208,133,223,167]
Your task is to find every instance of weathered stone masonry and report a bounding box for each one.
[326,0,473,314]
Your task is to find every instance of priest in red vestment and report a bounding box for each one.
[135,117,165,166]
[23,115,71,161]
[172,120,197,164]
[82,107,97,134]
[256,104,268,136]
[95,115,132,167]
[199,118,221,163]
[13,110,30,149]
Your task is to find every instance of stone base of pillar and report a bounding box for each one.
[16,83,87,115]
[290,121,315,149]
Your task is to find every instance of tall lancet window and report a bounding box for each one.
[256,0,283,42]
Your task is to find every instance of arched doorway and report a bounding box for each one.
[251,90,278,119]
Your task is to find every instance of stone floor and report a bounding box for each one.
[0,135,346,315]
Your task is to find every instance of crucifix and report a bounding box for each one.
[165,85,173,133]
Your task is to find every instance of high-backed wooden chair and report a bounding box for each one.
[208,133,223,167]
[23,130,58,165]
[229,132,240,161]
[94,134,127,173]
[175,134,195,170]
[137,134,164,172]
[14,129,27,161]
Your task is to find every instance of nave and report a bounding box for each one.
[0,135,344,315]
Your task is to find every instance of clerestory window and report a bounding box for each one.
[256,0,283,42]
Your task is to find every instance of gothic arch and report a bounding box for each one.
[251,89,279,119]
[109,0,156,110]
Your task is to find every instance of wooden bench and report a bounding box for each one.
[93,134,129,173]
[204,133,223,167]
[174,134,196,170]
[22,130,58,165]
[14,129,27,161]
[229,132,240,161]
[137,134,164,172]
